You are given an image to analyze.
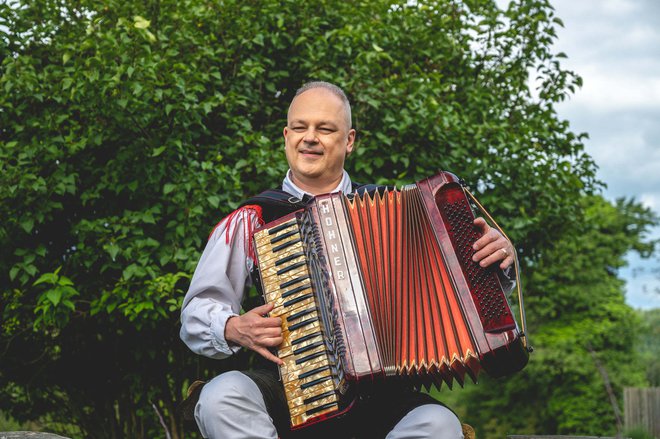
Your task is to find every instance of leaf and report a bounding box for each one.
[105,243,120,260]
[20,219,34,233]
[59,276,74,287]
[46,289,63,306]
[163,183,176,195]
[34,272,59,286]
[133,16,151,29]
[62,300,76,311]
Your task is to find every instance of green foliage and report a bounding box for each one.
[625,426,655,439]
[637,308,660,386]
[0,0,654,438]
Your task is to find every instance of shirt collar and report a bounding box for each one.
[282,170,352,199]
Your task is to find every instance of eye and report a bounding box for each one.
[291,125,306,132]
[318,127,335,134]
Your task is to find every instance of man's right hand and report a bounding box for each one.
[224,302,284,365]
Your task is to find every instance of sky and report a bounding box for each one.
[549,0,660,309]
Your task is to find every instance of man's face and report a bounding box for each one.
[283,88,355,192]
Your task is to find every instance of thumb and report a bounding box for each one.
[249,302,274,316]
[473,217,488,232]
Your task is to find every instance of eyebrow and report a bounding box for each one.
[289,119,339,128]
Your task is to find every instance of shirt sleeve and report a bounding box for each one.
[179,208,260,359]
[499,265,516,296]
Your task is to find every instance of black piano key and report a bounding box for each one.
[305,402,337,416]
[293,340,324,356]
[284,293,313,308]
[280,275,309,290]
[281,284,311,299]
[270,229,298,244]
[288,317,318,332]
[277,260,306,276]
[298,365,330,380]
[295,351,325,365]
[303,390,335,405]
[292,332,320,346]
[287,308,316,323]
[272,238,301,253]
[275,251,305,266]
[268,219,298,235]
[300,375,331,390]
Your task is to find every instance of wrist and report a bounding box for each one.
[224,314,241,347]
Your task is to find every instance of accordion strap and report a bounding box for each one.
[463,187,530,352]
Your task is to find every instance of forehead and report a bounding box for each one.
[287,88,347,125]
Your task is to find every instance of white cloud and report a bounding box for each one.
[640,193,660,213]
[551,0,660,308]
[567,72,660,111]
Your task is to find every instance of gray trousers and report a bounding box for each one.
[195,371,464,439]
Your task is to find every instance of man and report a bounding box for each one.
[180,81,515,439]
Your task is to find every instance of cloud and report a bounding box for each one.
[551,0,660,308]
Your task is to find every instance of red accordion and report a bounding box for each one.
[252,171,529,429]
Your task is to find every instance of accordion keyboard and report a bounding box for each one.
[254,217,340,427]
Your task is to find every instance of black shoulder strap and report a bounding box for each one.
[238,189,310,224]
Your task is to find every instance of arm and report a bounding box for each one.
[180,208,282,363]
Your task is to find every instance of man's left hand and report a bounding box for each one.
[472,217,514,270]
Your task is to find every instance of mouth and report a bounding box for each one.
[299,149,323,157]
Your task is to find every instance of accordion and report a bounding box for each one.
[252,171,529,429]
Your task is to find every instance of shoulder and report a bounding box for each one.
[208,205,264,242]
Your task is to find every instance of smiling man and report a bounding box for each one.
[283,84,355,195]
[180,81,514,439]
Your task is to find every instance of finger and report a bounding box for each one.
[500,255,514,270]
[477,247,509,268]
[473,240,505,262]
[260,316,283,328]
[473,232,498,252]
[250,302,274,316]
[473,217,488,232]
[260,335,284,347]
[255,346,283,365]
[256,326,283,339]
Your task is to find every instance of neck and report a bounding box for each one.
[290,172,344,196]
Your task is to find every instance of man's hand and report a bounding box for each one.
[224,303,284,365]
[472,217,515,270]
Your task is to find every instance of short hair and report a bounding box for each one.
[291,81,352,129]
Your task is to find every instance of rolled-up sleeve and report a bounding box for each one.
[180,208,259,359]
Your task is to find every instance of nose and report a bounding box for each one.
[303,128,318,144]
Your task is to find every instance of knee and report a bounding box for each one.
[405,404,463,438]
[196,371,260,416]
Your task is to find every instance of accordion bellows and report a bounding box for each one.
[253,171,529,429]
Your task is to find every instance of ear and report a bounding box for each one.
[345,129,356,157]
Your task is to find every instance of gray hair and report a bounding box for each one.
[292,81,352,129]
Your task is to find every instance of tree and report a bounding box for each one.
[637,308,660,387]
[0,0,652,437]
